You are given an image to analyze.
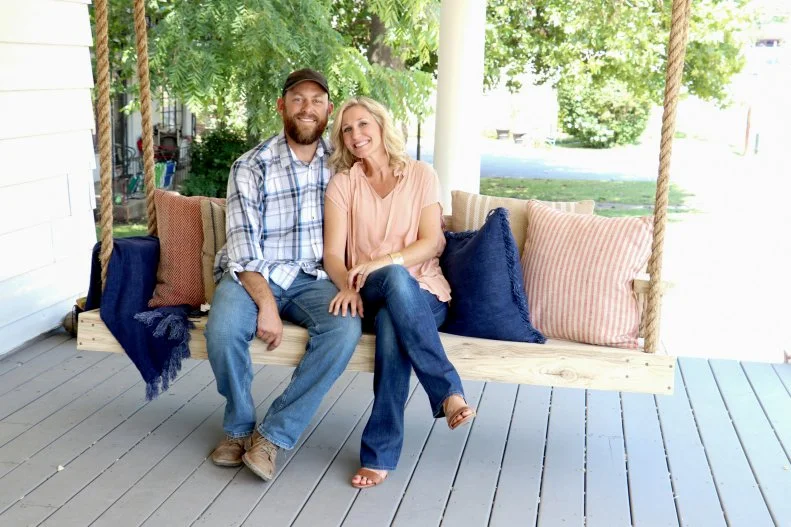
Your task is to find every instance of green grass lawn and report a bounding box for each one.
[96,178,692,238]
[96,223,149,239]
[480,178,693,217]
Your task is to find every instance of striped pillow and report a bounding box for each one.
[451,191,595,258]
[521,200,653,349]
[148,190,223,308]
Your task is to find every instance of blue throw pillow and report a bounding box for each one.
[440,208,545,343]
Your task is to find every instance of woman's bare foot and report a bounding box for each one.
[351,467,388,488]
[443,394,476,430]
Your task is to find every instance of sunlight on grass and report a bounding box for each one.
[479,178,693,217]
[95,223,149,239]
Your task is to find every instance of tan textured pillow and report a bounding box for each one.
[200,199,227,303]
[148,190,223,308]
[522,200,653,349]
[450,190,595,257]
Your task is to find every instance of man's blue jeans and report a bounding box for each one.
[358,265,465,470]
[205,272,362,449]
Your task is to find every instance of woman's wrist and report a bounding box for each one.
[388,252,405,266]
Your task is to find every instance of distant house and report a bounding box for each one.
[0,0,97,356]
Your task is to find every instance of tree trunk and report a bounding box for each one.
[367,15,403,69]
[367,14,409,143]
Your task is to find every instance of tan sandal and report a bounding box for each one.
[351,467,388,489]
[446,404,476,430]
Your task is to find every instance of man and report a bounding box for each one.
[205,69,362,481]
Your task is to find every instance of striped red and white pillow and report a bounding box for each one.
[521,200,652,349]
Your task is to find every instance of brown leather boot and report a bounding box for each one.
[242,430,278,481]
[210,435,250,467]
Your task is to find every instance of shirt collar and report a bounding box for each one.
[351,159,407,177]
[278,130,328,169]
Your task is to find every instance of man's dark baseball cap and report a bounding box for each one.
[282,69,330,97]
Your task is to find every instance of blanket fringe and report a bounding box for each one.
[134,310,193,400]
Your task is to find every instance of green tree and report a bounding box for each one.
[181,127,249,197]
[94,0,751,147]
[97,0,436,140]
[484,0,751,146]
[90,0,173,107]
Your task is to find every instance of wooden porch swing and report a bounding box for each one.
[78,0,691,395]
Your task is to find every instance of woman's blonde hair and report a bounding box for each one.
[329,96,409,174]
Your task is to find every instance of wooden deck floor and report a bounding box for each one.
[0,333,789,527]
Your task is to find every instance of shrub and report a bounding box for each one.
[558,75,651,148]
[181,128,249,198]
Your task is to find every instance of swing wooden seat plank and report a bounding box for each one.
[79,0,692,396]
[77,297,674,395]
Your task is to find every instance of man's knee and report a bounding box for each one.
[333,312,362,340]
[205,277,256,347]
[321,312,362,354]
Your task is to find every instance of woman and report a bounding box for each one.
[324,96,475,489]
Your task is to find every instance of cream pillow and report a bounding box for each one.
[450,190,595,257]
[199,199,227,304]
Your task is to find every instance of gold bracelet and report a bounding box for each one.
[389,252,405,265]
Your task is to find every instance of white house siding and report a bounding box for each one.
[0,0,97,356]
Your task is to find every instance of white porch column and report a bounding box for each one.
[433,0,487,211]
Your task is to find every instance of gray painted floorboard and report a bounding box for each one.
[0,339,79,398]
[679,357,774,527]
[742,362,791,460]
[622,392,678,527]
[240,374,374,526]
[340,379,435,527]
[293,378,420,527]
[91,364,284,527]
[442,382,517,527]
[774,363,791,394]
[0,342,789,527]
[710,359,791,526]
[655,367,725,526]
[391,382,484,527]
[537,387,585,527]
[0,352,127,423]
[140,371,357,527]
[0,334,71,377]
[0,362,217,524]
[585,389,631,527]
[488,384,551,527]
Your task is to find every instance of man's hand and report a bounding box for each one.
[256,297,283,351]
[238,271,282,351]
[329,288,364,318]
[347,258,391,292]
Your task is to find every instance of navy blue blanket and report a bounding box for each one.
[86,237,192,400]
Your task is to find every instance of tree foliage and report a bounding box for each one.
[485,0,751,146]
[485,0,750,102]
[181,127,249,197]
[94,0,751,146]
[95,0,435,139]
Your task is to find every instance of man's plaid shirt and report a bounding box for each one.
[214,131,331,290]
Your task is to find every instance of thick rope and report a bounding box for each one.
[95,0,114,290]
[644,0,692,353]
[133,0,157,236]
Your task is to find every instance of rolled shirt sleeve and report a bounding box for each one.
[224,158,271,283]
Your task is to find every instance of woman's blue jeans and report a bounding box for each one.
[358,265,465,471]
[205,272,362,449]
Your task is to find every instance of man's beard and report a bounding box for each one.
[283,110,328,145]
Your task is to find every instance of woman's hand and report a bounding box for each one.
[347,258,390,292]
[329,288,365,318]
